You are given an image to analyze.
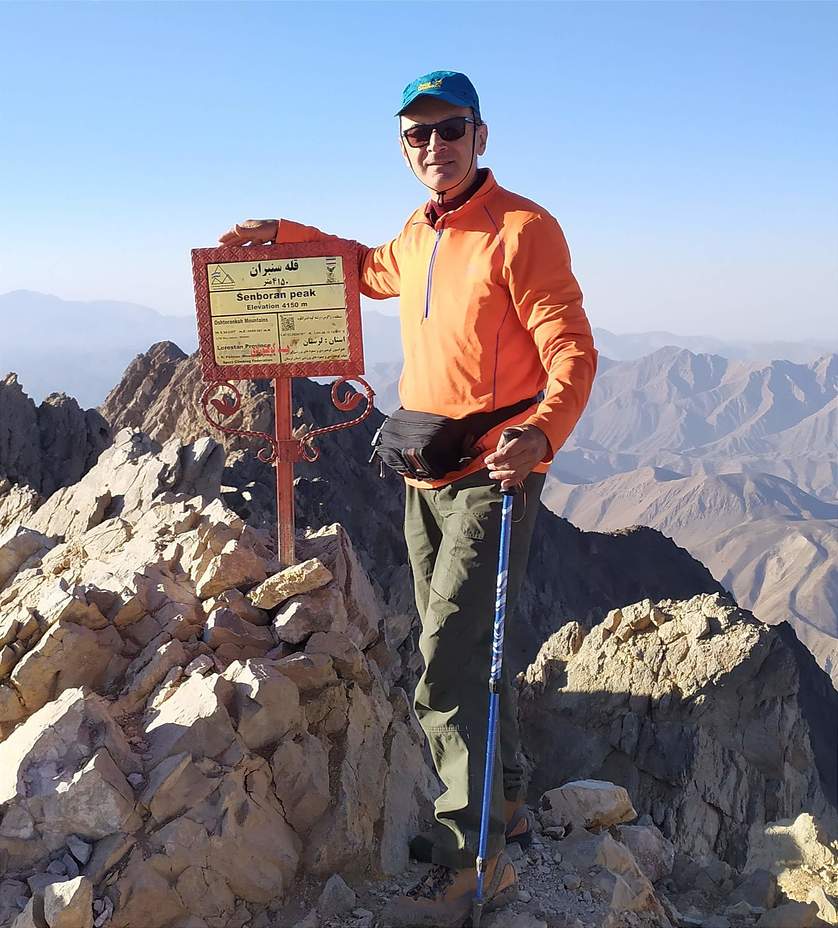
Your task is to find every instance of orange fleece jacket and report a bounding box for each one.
[276,169,597,488]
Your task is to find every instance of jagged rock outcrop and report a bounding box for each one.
[1,420,836,925]
[0,433,436,927]
[99,342,191,442]
[0,374,109,497]
[0,481,40,538]
[100,345,726,676]
[520,594,838,874]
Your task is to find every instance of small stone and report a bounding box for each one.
[93,896,114,928]
[518,890,532,903]
[127,772,145,788]
[93,900,105,915]
[317,874,356,920]
[27,874,62,895]
[553,851,563,864]
[249,558,333,609]
[352,910,373,919]
[562,873,581,891]
[184,654,215,676]
[46,859,68,875]
[540,780,636,831]
[44,876,94,928]
[61,853,80,879]
[67,835,92,865]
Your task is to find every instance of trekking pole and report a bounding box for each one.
[473,432,520,928]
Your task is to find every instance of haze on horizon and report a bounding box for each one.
[1,1,835,343]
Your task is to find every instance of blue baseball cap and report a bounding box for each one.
[396,70,481,121]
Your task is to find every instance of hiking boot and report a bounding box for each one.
[409,803,533,863]
[504,800,534,851]
[381,850,518,927]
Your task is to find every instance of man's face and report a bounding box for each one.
[399,96,488,197]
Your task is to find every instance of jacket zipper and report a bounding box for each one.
[423,226,443,320]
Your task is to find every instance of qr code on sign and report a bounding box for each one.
[280,316,295,333]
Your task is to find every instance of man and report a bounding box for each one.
[220,70,597,926]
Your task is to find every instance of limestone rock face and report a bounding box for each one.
[28,429,223,541]
[744,813,838,912]
[0,526,53,592]
[617,824,676,884]
[521,593,838,870]
[3,346,835,927]
[0,480,41,538]
[98,341,190,443]
[0,434,435,927]
[0,374,109,499]
[0,688,141,869]
[100,347,728,684]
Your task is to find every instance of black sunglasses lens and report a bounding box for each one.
[405,117,468,147]
[437,118,467,141]
[405,126,433,147]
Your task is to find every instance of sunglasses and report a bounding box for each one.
[401,116,478,149]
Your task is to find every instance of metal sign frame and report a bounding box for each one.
[191,239,372,567]
[191,240,364,382]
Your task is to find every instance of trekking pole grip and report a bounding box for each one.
[498,428,524,497]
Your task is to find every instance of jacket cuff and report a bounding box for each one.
[275,219,316,244]
[521,417,556,463]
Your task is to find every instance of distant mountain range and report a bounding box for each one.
[0,290,198,407]
[543,348,838,684]
[544,467,838,681]
[3,290,834,413]
[554,347,837,502]
[348,312,838,412]
[591,328,837,364]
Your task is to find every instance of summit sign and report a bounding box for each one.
[192,241,363,380]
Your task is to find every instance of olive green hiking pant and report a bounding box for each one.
[404,469,545,869]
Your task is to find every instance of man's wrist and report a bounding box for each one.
[520,423,552,461]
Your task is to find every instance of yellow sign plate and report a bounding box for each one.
[205,256,349,367]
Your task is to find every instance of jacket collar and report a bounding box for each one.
[412,168,499,227]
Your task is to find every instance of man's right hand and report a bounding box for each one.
[218,219,279,246]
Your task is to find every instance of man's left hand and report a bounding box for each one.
[485,425,550,490]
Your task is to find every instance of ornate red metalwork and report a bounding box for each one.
[300,377,376,462]
[192,239,373,566]
[200,380,279,463]
[200,376,376,466]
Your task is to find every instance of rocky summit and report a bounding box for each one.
[0,354,835,928]
[0,431,437,927]
[100,344,728,675]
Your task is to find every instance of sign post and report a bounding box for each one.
[192,241,373,566]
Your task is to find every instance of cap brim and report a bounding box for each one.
[395,89,475,116]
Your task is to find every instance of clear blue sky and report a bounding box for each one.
[1,1,835,341]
